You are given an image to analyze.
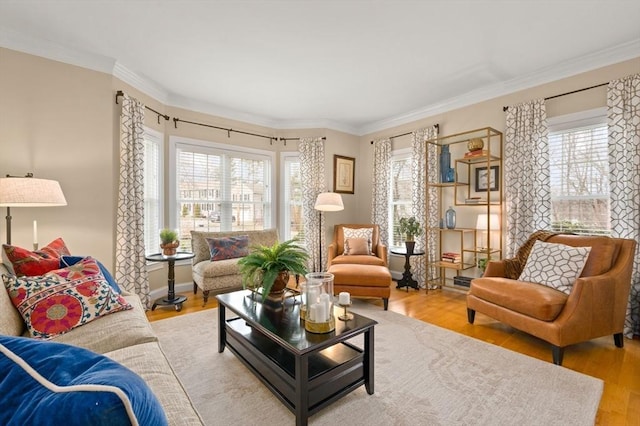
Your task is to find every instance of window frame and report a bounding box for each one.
[168,135,276,243]
[142,127,164,258]
[389,147,412,248]
[547,107,609,235]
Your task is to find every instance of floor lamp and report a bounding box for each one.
[314,192,344,272]
[0,173,67,246]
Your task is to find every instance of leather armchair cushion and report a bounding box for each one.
[330,254,386,266]
[470,277,568,321]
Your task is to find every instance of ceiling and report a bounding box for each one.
[1,1,639,135]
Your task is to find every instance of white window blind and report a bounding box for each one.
[172,139,273,250]
[281,154,303,241]
[389,149,412,247]
[143,128,163,255]
[549,110,609,235]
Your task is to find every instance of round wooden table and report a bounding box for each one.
[391,247,425,291]
[145,252,195,311]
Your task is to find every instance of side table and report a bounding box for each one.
[145,252,195,311]
[391,247,425,291]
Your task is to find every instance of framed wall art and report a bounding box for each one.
[334,155,355,194]
[475,165,500,192]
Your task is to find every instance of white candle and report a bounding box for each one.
[339,292,350,305]
[315,302,327,323]
[309,304,319,322]
[320,293,331,321]
[33,220,38,245]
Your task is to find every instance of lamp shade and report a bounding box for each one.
[314,192,344,212]
[476,213,499,231]
[0,177,67,207]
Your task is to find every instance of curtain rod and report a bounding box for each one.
[369,123,439,144]
[502,82,608,112]
[173,117,325,144]
[115,90,170,124]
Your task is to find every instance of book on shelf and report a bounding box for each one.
[441,252,461,263]
[464,149,490,158]
[464,197,486,204]
[441,258,461,263]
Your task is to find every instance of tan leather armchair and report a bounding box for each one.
[467,234,637,365]
[327,224,391,310]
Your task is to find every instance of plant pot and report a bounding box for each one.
[405,240,416,254]
[160,241,180,256]
[265,271,290,301]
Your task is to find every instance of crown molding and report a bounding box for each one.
[0,27,115,74]
[358,39,640,135]
[112,62,169,105]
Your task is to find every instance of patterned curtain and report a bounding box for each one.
[608,73,640,338]
[412,125,439,287]
[115,93,150,308]
[504,99,551,257]
[299,137,326,272]
[371,138,391,247]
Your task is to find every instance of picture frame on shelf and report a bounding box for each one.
[334,155,355,194]
[475,165,499,192]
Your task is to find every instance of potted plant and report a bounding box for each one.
[159,228,180,256]
[238,239,309,302]
[399,217,423,254]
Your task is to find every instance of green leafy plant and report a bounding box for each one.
[477,257,490,272]
[238,239,309,301]
[159,228,178,245]
[399,217,423,241]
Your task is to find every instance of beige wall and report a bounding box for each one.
[1,45,638,292]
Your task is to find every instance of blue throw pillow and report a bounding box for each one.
[60,255,121,293]
[0,335,168,426]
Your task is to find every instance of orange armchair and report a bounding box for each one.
[467,234,637,365]
[327,224,391,310]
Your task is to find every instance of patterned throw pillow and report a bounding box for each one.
[343,227,373,255]
[2,258,132,339]
[518,240,591,294]
[344,238,370,255]
[59,255,121,293]
[206,235,250,261]
[1,238,70,276]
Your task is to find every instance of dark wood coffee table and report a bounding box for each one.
[216,290,377,426]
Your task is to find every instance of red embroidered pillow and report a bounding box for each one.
[2,238,70,276]
[205,235,249,261]
[2,258,132,339]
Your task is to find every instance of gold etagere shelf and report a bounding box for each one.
[425,127,503,292]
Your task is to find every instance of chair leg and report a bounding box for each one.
[551,345,564,366]
[193,282,198,294]
[202,290,210,307]
[383,298,389,310]
[614,333,624,348]
[467,308,476,324]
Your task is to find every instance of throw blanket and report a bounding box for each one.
[503,230,563,279]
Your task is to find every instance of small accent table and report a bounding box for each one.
[391,247,425,291]
[145,252,195,312]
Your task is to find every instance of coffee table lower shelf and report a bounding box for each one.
[225,317,365,418]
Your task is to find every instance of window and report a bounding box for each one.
[389,148,412,247]
[280,153,303,241]
[170,137,275,250]
[143,128,163,255]
[548,108,609,235]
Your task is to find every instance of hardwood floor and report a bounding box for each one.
[147,286,640,425]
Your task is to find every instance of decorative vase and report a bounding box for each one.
[265,271,289,302]
[405,240,416,255]
[445,206,456,229]
[160,241,179,256]
[467,138,484,152]
[439,145,451,183]
[304,272,335,333]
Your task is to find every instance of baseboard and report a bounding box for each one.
[149,281,194,301]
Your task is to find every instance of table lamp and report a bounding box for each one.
[0,173,67,246]
[314,192,344,272]
[476,213,499,251]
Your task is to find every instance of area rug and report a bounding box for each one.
[151,301,602,425]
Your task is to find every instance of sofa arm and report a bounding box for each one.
[376,244,388,267]
[483,260,506,277]
[328,243,338,266]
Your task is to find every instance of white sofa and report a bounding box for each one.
[0,263,204,425]
[191,228,279,305]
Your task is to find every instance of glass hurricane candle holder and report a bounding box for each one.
[304,272,335,333]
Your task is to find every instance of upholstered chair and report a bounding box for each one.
[467,233,637,365]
